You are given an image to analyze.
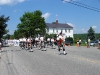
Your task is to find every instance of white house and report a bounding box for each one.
[46,20,73,39]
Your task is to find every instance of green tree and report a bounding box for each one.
[10,35,14,39]
[14,30,23,39]
[17,10,46,38]
[0,15,9,41]
[87,27,95,41]
[5,34,10,39]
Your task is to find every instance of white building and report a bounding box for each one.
[46,20,73,39]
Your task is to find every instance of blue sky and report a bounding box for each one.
[0,0,100,34]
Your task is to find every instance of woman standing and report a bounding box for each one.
[0,41,2,51]
[98,38,100,49]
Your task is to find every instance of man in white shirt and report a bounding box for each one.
[35,36,39,48]
[47,38,50,47]
[88,38,91,48]
[39,35,45,50]
[51,38,55,49]
[57,33,66,55]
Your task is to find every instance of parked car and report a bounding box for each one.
[90,40,98,47]
[65,40,73,46]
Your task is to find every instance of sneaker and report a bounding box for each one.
[64,53,67,55]
[44,48,47,51]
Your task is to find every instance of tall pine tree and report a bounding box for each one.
[87,27,95,41]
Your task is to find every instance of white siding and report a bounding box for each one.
[46,28,73,38]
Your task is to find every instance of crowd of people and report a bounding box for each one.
[17,33,67,55]
[76,38,100,49]
[0,33,100,54]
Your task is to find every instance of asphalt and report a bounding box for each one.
[0,45,100,75]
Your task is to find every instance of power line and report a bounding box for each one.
[71,0,100,11]
[62,0,100,12]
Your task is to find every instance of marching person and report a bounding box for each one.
[51,37,56,49]
[27,37,33,52]
[47,37,50,47]
[39,35,46,51]
[35,36,39,48]
[57,33,66,55]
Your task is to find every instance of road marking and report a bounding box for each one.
[72,55,100,64]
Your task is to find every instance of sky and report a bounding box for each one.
[0,0,100,34]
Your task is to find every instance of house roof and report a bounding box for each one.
[46,23,73,28]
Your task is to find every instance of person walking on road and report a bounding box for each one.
[57,33,66,55]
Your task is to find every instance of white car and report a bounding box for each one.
[90,41,98,47]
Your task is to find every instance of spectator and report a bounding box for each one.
[88,38,91,48]
[76,38,79,47]
[79,38,81,47]
[98,38,100,49]
[0,41,2,51]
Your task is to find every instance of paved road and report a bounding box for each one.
[0,46,100,75]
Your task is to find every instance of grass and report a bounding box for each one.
[73,43,87,46]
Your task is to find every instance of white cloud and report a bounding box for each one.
[13,10,17,12]
[67,23,75,27]
[80,28,87,33]
[0,0,25,5]
[92,26,97,29]
[74,28,88,34]
[66,23,88,33]
[42,12,51,20]
[56,14,58,17]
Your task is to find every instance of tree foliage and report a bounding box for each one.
[87,27,95,41]
[14,30,23,39]
[16,10,46,38]
[0,15,9,40]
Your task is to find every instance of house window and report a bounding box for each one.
[65,29,67,32]
[53,29,54,32]
[56,29,58,33]
[61,29,63,32]
[68,29,70,33]
[47,29,49,32]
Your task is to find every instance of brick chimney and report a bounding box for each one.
[56,20,58,25]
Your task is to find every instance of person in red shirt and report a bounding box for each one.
[57,33,66,55]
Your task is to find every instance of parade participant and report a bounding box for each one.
[51,37,56,49]
[19,38,24,49]
[57,33,66,55]
[27,37,33,52]
[35,36,39,48]
[47,38,50,47]
[39,35,46,51]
